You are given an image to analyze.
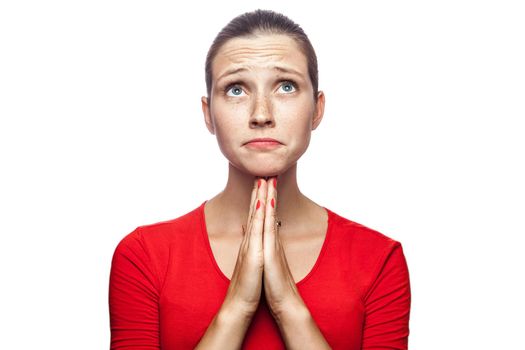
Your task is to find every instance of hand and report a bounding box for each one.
[220,176,327,348]
[220,178,266,317]
[261,176,304,320]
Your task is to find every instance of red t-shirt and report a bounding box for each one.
[109,200,411,349]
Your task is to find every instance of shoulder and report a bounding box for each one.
[325,208,410,300]
[110,201,206,293]
[122,201,204,245]
[326,208,407,279]
[113,201,205,262]
[327,207,402,252]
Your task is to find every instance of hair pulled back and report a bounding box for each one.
[205,9,319,103]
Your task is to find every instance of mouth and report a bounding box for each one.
[244,138,283,150]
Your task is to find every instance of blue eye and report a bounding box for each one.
[226,85,245,97]
[279,81,296,93]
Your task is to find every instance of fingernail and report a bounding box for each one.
[273,178,277,188]
[271,198,275,208]
[258,179,261,188]
[256,200,260,210]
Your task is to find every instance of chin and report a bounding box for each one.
[229,160,284,178]
[252,170,281,178]
[241,159,298,178]
[248,167,281,178]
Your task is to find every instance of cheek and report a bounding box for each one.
[278,98,314,133]
[279,93,314,116]
[285,101,315,155]
[211,103,246,145]
[212,98,248,121]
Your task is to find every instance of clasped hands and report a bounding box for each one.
[226,176,305,324]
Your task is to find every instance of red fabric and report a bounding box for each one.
[109,200,411,349]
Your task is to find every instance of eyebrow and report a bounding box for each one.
[216,65,304,82]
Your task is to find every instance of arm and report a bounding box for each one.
[261,176,331,349]
[362,242,412,349]
[194,301,255,350]
[109,230,256,350]
[273,300,332,350]
[108,229,161,349]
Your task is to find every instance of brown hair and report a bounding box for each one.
[205,9,319,103]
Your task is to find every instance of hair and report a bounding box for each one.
[205,9,319,104]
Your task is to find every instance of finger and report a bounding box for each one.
[263,176,278,255]
[245,178,261,234]
[266,176,277,215]
[240,178,263,256]
[247,178,266,254]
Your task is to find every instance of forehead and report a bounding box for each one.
[212,34,308,81]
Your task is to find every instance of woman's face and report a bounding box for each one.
[202,33,325,177]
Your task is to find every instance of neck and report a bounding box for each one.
[205,162,317,237]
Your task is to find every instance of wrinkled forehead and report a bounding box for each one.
[212,34,309,82]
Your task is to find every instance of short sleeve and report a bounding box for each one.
[362,242,411,349]
[108,228,161,349]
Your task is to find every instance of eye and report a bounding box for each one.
[279,81,297,94]
[225,84,246,97]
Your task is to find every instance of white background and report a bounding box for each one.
[1,1,524,349]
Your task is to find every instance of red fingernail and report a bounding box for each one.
[258,179,261,188]
[256,200,260,209]
[273,178,277,188]
[271,198,275,208]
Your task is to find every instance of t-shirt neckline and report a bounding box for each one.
[198,199,333,288]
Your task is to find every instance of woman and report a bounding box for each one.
[109,9,411,350]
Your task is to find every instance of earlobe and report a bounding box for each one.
[201,96,215,135]
[312,91,325,130]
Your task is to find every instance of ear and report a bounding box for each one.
[201,96,215,135]
[311,91,325,130]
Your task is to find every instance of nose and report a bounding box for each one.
[249,94,274,128]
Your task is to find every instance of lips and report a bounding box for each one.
[244,138,282,145]
[244,137,283,150]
